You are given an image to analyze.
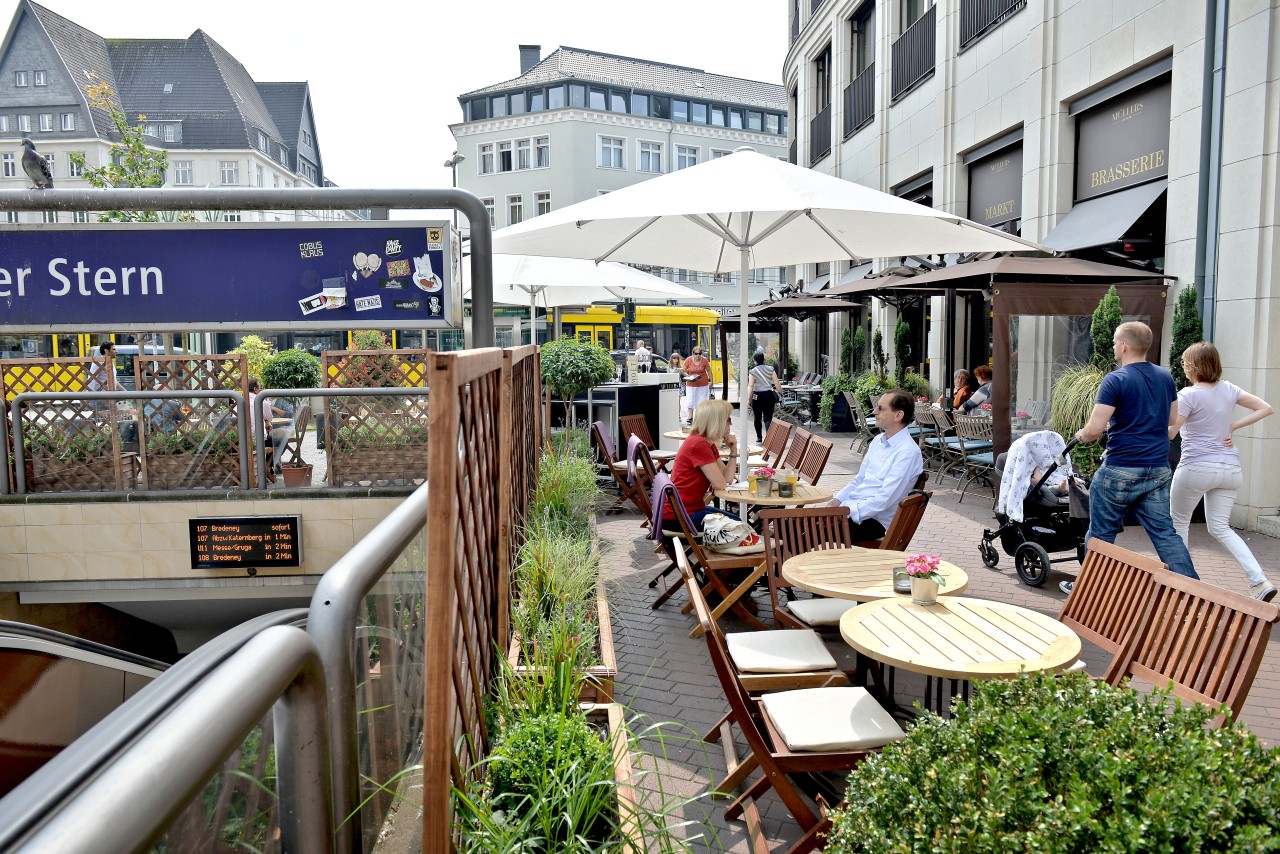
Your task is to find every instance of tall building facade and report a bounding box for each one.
[0,0,364,223]
[786,0,1280,531]
[450,45,792,313]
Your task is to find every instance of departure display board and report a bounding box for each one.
[189,516,302,569]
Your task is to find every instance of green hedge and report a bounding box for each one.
[825,672,1280,853]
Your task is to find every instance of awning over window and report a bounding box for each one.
[805,274,831,293]
[1041,180,1166,252]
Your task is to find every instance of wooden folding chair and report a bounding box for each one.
[619,412,676,470]
[647,473,768,633]
[852,473,931,549]
[1103,570,1280,727]
[592,420,645,515]
[912,409,948,476]
[278,403,311,468]
[683,546,904,852]
[1057,539,1162,671]
[624,433,657,523]
[780,427,812,472]
[798,436,833,485]
[760,507,856,632]
[844,391,879,453]
[758,419,794,467]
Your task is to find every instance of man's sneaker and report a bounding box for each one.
[1249,581,1277,603]
[1058,580,1075,595]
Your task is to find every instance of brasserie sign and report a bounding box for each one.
[1075,77,1171,202]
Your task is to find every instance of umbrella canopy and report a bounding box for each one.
[491,147,1047,471]
[462,253,709,307]
[718,295,855,329]
[825,255,1165,296]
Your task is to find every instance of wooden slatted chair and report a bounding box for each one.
[780,427,812,472]
[619,412,676,470]
[278,403,311,468]
[844,391,880,453]
[757,418,793,467]
[760,507,857,632]
[647,473,768,632]
[852,475,932,550]
[798,436,833,485]
[1057,539,1162,672]
[682,546,905,850]
[624,433,657,523]
[592,420,645,515]
[1102,570,1280,727]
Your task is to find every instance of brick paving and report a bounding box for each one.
[599,427,1280,851]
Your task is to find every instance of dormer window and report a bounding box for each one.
[14,71,28,87]
[33,70,47,86]
[163,83,174,94]
[257,131,268,152]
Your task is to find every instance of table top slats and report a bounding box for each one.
[782,546,968,601]
[715,483,833,507]
[945,601,1054,660]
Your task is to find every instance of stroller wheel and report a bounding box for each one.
[1015,542,1052,587]
[979,540,1000,568]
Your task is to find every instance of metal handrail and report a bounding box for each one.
[0,608,308,849]
[307,482,429,854]
[0,619,171,672]
[5,390,248,494]
[255,387,430,490]
[6,626,332,854]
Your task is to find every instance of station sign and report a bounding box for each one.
[190,515,302,570]
[0,221,461,332]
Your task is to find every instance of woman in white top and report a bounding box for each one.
[746,352,784,444]
[1169,342,1276,601]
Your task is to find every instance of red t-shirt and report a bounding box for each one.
[664,434,719,519]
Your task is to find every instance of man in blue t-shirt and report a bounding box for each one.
[1061,321,1197,595]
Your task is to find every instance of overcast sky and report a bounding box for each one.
[19,0,789,201]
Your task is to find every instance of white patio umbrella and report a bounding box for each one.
[462,253,709,307]
[492,147,1048,472]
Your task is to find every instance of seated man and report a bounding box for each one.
[827,388,925,541]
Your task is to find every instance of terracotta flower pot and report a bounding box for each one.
[280,463,313,488]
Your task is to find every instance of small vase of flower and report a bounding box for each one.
[906,553,946,605]
[753,466,776,497]
[980,402,993,417]
[1016,410,1030,429]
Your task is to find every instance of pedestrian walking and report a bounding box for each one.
[1062,321,1198,595]
[1169,342,1276,601]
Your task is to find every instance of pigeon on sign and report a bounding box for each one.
[20,138,53,189]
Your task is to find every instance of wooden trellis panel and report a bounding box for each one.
[136,354,249,398]
[423,347,518,852]
[325,393,429,487]
[0,357,105,400]
[320,349,429,389]
[19,400,135,493]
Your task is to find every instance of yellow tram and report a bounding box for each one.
[561,305,726,385]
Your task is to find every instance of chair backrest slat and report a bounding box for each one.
[781,428,812,471]
[619,413,655,449]
[798,436,833,485]
[876,490,931,551]
[759,507,854,619]
[953,413,993,442]
[1102,569,1280,725]
[1057,539,1162,656]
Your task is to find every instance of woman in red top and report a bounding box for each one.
[664,399,739,529]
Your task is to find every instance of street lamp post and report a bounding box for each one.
[442,152,466,348]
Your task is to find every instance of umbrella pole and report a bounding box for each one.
[944,286,957,412]
[739,246,750,477]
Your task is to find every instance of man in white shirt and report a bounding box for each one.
[634,339,652,373]
[828,389,925,540]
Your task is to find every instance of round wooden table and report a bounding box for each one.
[782,547,968,600]
[714,482,832,507]
[839,596,1080,681]
[661,431,762,457]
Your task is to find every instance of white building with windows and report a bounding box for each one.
[0,0,364,223]
[450,45,792,311]
[786,0,1280,531]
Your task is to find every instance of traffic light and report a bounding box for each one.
[623,298,636,324]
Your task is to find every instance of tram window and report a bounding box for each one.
[55,334,80,357]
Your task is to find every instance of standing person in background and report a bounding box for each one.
[669,347,684,400]
[87,341,123,397]
[960,365,992,412]
[746,352,784,444]
[634,339,652,373]
[1169,342,1276,601]
[1062,322,1197,595]
[682,346,712,424]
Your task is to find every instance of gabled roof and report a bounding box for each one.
[105,29,283,150]
[256,81,308,170]
[24,1,120,139]
[461,46,785,110]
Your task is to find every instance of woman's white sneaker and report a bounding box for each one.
[1249,581,1277,602]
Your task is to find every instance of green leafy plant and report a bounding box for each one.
[825,672,1280,853]
[223,335,274,388]
[540,337,615,430]
[893,317,911,385]
[147,427,237,461]
[872,329,887,377]
[840,327,853,376]
[899,371,931,402]
[1091,284,1123,372]
[334,421,428,449]
[852,325,867,374]
[853,371,892,413]
[765,351,799,379]
[25,423,112,462]
[261,348,320,393]
[347,331,401,387]
[534,451,600,530]
[1169,286,1204,389]
[1049,363,1105,478]
[819,374,858,431]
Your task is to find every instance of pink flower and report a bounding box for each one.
[980,403,993,411]
[905,553,945,585]
[754,466,776,480]
[1016,411,1029,419]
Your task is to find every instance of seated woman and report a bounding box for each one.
[961,364,993,412]
[663,399,740,530]
[938,368,972,409]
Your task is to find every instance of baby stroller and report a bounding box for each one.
[979,436,1089,587]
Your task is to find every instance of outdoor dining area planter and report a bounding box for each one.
[328,446,427,487]
[144,454,240,490]
[506,579,618,704]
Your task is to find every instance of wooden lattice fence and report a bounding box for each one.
[424,346,541,850]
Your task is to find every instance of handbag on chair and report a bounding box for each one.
[702,513,763,554]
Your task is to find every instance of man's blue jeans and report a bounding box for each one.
[1087,464,1198,579]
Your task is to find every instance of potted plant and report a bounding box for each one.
[1016,409,1030,429]
[753,465,776,497]
[262,348,321,487]
[539,336,615,431]
[905,553,945,604]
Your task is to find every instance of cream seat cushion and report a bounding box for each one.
[787,597,856,627]
[761,687,905,752]
[726,629,836,673]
